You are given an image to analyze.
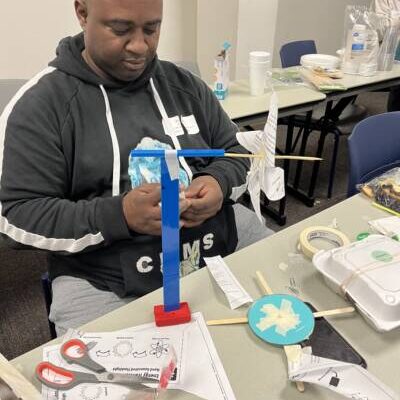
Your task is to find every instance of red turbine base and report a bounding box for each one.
[154,302,192,327]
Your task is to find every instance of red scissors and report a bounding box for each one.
[36,339,158,391]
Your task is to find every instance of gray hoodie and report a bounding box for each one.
[0,34,248,297]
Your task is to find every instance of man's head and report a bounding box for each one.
[75,0,163,82]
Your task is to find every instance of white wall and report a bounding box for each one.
[197,0,240,83]
[158,0,197,62]
[0,1,80,79]
[0,0,197,79]
[235,0,279,79]
[273,0,371,67]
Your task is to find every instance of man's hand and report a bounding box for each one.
[123,183,191,236]
[181,176,223,228]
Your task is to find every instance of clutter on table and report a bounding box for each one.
[358,167,400,216]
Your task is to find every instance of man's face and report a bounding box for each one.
[75,0,162,82]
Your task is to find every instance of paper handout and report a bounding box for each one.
[286,346,398,400]
[236,91,285,222]
[41,313,236,400]
[204,256,253,309]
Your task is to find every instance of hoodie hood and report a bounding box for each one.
[49,33,157,91]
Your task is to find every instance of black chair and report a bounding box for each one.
[279,40,367,198]
[347,112,400,197]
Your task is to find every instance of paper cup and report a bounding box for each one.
[249,51,271,96]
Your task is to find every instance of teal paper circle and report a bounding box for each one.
[248,294,315,346]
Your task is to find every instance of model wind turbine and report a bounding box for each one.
[129,92,321,327]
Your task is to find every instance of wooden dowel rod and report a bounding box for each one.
[224,153,322,161]
[313,306,355,318]
[275,155,322,161]
[207,317,248,326]
[256,271,274,296]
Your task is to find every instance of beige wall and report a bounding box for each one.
[273,0,370,67]
[0,0,197,79]
[0,1,80,79]
[235,0,279,80]
[197,0,240,83]
[158,0,197,63]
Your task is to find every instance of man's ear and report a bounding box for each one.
[75,0,89,30]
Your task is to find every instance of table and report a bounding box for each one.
[12,195,400,399]
[220,80,326,225]
[305,65,400,201]
[220,80,326,125]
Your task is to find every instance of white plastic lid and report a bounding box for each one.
[249,51,271,63]
[300,54,341,70]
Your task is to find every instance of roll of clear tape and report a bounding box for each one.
[299,226,351,259]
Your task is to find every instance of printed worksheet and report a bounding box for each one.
[41,313,236,400]
[286,346,399,400]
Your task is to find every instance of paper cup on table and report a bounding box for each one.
[249,51,271,96]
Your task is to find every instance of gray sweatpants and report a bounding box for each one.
[49,204,273,336]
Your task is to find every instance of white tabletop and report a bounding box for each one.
[220,80,326,121]
[12,195,400,399]
[336,64,400,90]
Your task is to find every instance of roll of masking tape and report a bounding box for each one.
[299,226,351,259]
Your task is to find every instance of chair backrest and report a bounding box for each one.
[347,112,400,197]
[0,80,27,113]
[279,40,317,68]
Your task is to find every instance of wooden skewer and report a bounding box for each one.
[225,153,322,161]
[275,155,322,161]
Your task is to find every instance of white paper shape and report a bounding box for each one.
[236,91,285,222]
[165,150,179,180]
[41,313,236,400]
[163,116,185,137]
[204,256,253,309]
[181,115,200,135]
[369,216,400,239]
[287,347,399,400]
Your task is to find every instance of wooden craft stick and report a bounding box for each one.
[313,306,355,318]
[224,153,322,162]
[256,270,274,296]
[255,271,305,394]
[207,317,248,326]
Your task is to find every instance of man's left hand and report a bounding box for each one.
[181,176,223,228]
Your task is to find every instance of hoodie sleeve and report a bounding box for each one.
[194,80,249,200]
[0,82,131,255]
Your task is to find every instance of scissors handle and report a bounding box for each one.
[61,339,105,373]
[36,362,98,390]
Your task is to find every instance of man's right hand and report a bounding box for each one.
[122,184,191,236]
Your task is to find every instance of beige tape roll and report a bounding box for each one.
[299,226,351,259]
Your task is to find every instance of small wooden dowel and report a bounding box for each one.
[275,155,322,161]
[225,153,322,162]
[313,306,355,318]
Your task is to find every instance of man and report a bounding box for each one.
[373,0,400,111]
[0,0,271,335]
